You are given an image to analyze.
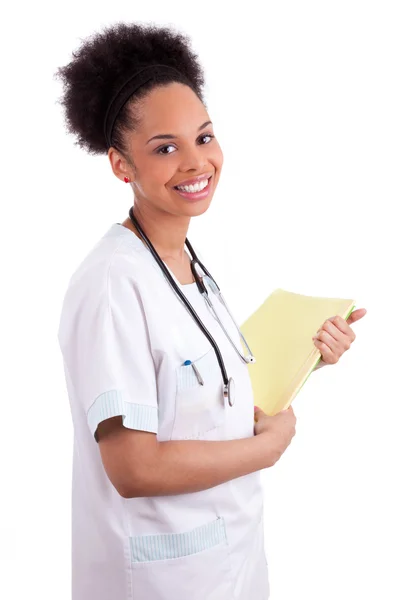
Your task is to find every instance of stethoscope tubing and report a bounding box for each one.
[128,207,230,387]
[203,290,254,365]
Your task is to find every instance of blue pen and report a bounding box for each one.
[183,360,204,386]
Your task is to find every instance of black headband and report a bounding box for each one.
[103,63,189,149]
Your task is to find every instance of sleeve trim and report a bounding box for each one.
[87,389,158,439]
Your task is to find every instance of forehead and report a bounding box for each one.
[137,82,209,135]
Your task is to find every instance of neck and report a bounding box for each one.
[122,203,190,261]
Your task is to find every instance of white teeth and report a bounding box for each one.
[176,178,209,192]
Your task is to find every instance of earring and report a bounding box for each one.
[123,176,130,183]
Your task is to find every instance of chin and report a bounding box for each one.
[186,197,213,217]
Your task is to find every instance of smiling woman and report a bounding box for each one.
[55,21,285,600]
[109,81,223,222]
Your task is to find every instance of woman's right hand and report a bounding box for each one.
[254,405,297,467]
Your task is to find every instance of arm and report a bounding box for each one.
[96,416,277,498]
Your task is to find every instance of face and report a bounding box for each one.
[111,82,224,218]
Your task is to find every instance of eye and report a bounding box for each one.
[199,133,215,144]
[156,144,175,155]
[155,133,215,155]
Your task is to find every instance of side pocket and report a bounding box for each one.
[130,517,234,600]
[173,347,226,440]
[130,516,226,563]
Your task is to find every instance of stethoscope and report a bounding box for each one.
[128,207,256,407]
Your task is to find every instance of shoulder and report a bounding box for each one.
[70,225,146,288]
[58,225,148,334]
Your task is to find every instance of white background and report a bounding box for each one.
[1,1,399,599]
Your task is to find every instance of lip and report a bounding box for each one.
[173,172,213,188]
[173,175,213,201]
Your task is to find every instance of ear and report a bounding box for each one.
[107,147,135,184]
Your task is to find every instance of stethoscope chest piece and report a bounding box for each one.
[128,208,255,412]
[224,377,236,407]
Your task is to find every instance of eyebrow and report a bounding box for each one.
[146,121,213,145]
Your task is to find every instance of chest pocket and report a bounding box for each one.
[172,346,226,440]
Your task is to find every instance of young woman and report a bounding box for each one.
[56,22,296,600]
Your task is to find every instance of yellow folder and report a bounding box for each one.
[240,289,356,415]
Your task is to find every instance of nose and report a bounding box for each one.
[178,144,208,173]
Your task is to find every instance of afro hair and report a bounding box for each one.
[55,22,206,156]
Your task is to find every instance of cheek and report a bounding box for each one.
[213,143,224,171]
[142,160,175,191]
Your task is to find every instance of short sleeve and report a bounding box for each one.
[58,258,158,442]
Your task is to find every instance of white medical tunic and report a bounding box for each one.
[57,223,270,600]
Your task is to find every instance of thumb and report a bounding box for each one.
[346,307,367,325]
[254,405,265,422]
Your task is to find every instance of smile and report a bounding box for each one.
[173,176,213,201]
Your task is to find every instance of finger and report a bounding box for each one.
[318,320,356,350]
[313,328,341,352]
[313,338,338,363]
[254,405,264,421]
[327,315,356,341]
[320,320,351,347]
[346,308,367,325]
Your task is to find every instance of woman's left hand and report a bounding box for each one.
[312,308,367,367]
